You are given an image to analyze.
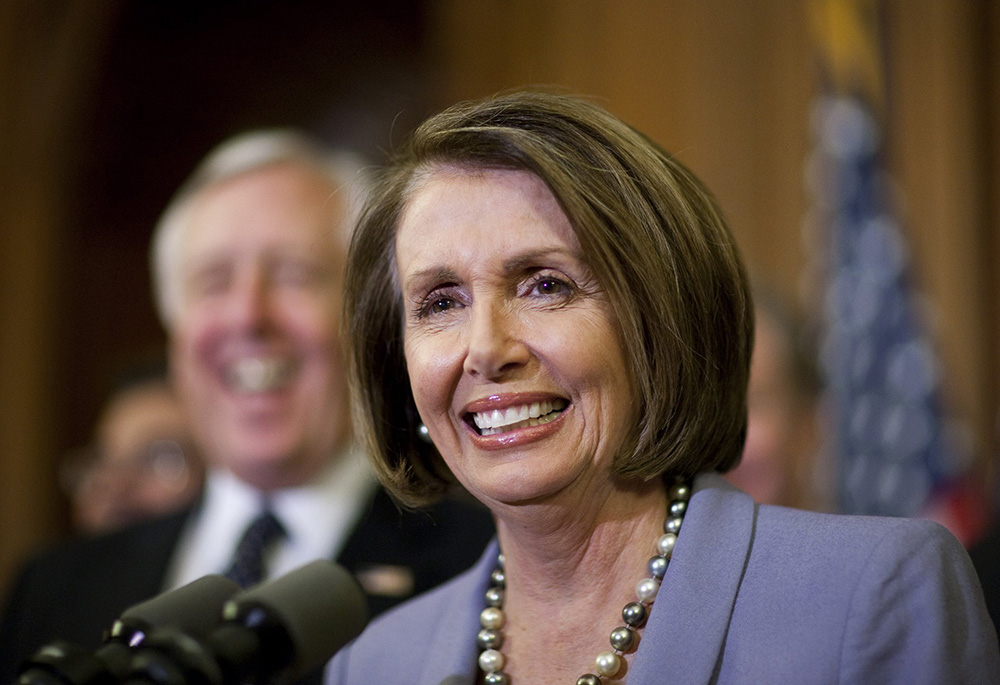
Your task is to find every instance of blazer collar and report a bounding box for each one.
[629,473,755,684]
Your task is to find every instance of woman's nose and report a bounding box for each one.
[463,301,529,379]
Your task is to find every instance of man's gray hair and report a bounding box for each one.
[150,129,370,329]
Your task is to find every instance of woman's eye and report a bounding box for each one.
[428,297,455,314]
[535,278,565,294]
[417,294,460,318]
[528,275,572,298]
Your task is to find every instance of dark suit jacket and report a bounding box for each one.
[0,486,494,682]
[970,521,1000,639]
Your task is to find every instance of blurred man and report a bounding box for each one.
[725,288,829,511]
[62,363,202,533]
[0,131,494,680]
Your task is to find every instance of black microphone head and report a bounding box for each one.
[110,574,241,644]
[224,560,368,676]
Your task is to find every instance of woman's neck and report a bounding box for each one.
[490,476,669,683]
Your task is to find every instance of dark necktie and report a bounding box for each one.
[224,509,286,588]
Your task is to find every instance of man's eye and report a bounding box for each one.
[273,261,326,286]
[189,267,231,298]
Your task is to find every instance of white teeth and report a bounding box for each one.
[227,357,293,392]
[472,399,568,435]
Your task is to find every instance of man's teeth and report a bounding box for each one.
[473,398,567,436]
[227,357,292,392]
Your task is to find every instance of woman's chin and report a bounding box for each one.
[459,462,581,510]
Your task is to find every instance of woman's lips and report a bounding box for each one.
[471,398,568,436]
[461,394,571,449]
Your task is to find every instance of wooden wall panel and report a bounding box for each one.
[989,2,1000,488]
[887,1,995,480]
[0,0,120,593]
[427,0,1000,497]
[428,0,814,297]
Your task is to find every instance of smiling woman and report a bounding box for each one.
[331,91,997,684]
[348,95,752,510]
[396,167,635,507]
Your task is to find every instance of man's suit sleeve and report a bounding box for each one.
[0,558,42,682]
[0,510,188,682]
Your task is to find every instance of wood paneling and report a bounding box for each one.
[886,1,995,482]
[0,0,122,593]
[428,0,814,300]
[427,0,1000,497]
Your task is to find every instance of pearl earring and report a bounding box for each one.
[417,423,432,443]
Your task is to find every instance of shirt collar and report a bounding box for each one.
[164,444,377,588]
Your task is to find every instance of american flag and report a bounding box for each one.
[807,0,965,519]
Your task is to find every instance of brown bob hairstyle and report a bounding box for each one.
[345,90,753,508]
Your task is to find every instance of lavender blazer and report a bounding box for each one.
[326,474,999,684]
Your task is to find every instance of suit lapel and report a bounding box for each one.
[629,473,755,684]
[124,508,190,593]
[419,540,499,684]
[336,487,393,567]
[59,507,190,649]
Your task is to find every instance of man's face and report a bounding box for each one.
[169,163,349,490]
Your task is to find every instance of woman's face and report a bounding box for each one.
[395,166,635,505]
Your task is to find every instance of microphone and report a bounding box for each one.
[125,560,368,684]
[111,574,242,645]
[16,575,241,685]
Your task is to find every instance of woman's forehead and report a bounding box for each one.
[396,167,580,258]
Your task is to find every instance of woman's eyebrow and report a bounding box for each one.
[403,266,459,293]
[502,247,578,274]
[402,247,581,293]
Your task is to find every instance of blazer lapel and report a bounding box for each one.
[629,473,755,684]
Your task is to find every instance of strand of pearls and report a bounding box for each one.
[477,478,692,684]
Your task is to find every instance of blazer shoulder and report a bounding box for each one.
[755,503,964,558]
[738,505,998,682]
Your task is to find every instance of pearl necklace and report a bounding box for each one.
[477,478,692,685]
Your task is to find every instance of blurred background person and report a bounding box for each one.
[61,359,203,534]
[724,286,830,511]
[0,130,494,682]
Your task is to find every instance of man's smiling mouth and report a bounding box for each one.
[225,355,295,393]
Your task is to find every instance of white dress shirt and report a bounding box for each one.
[163,445,377,590]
